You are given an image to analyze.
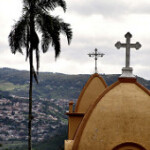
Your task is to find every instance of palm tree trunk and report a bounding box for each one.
[28,1,34,150]
[28,47,33,150]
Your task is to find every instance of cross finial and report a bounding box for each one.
[88,48,105,73]
[115,32,142,78]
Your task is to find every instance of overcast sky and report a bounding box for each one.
[0,0,150,80]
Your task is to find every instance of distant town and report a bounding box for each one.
[0,95,73,142]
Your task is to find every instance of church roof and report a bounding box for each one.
[74,73,107,113]
[72,78,150,150]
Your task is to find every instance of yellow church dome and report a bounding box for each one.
[75,73,107,113]
[66,73,107,140]
[72,78,150,150]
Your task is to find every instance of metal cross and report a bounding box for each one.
[88,48,105,73]
[115,32,141,68]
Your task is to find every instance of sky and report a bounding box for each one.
[0,0,150,80]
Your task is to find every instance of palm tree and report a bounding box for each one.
[8,0,72,150]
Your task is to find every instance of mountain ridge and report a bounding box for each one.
[0,67,149,99]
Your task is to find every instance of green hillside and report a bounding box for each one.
[0,68,149,99]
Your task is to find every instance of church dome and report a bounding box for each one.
[66,73,107,140]
[75,73,107,113]
[72,78,150,150]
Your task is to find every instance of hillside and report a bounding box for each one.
[0,68,149,99]
[0,67,150,150]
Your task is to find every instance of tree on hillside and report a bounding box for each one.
[8,0,72,150]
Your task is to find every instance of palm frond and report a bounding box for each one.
[26,25,30,60]
[50,16,61,57]
[30,30,39,51]
[60,22,72,45]
[28,29,40,73]
[36,10,72,58]
[32,65,38,84]
[54,0,66,12]
[36,14,52,53]
[42,32,52,53]
[35,48,40,73]
[50,16,73,56]
[8,15,29,54]
[36,12,61,57]
[23,0,29,6]
[37,0,66,12]
[51,31,61,58]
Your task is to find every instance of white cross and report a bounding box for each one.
[88,48,105,73]
[115,32,141,68]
